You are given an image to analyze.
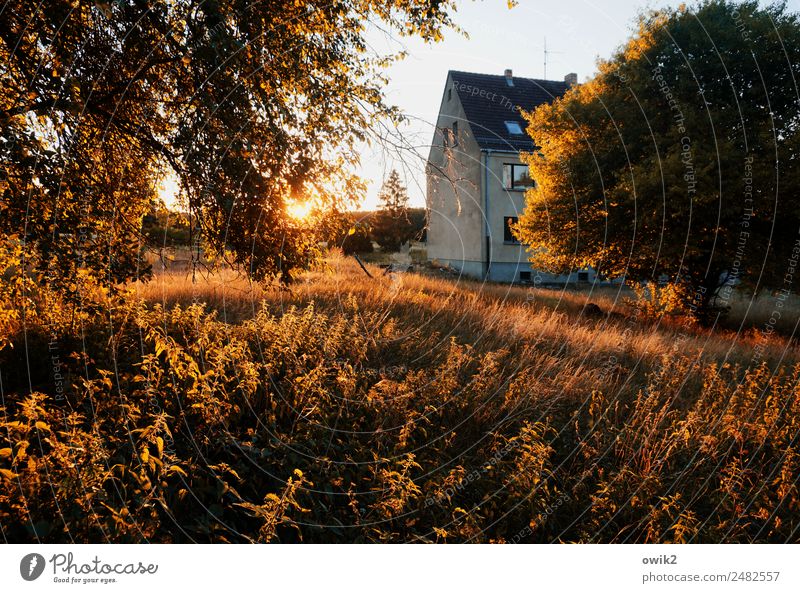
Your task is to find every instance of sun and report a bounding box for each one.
[158,171,180,207]
[286,199,314,221]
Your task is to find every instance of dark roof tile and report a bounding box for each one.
[449,70,569,151]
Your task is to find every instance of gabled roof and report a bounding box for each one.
[449,70,569,152]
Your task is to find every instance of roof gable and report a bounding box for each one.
[449,70,569,151]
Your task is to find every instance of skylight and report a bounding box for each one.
[505,121,524,135]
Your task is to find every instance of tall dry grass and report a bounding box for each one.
[136,252,799,371]
[2,251,799,542]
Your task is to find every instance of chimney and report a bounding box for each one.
[504,68,514,87]
[564,72,578,87]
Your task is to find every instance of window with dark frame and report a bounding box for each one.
[519,271,532,282]
[452,121,458,146]
[502,164,535,190]
[578,271,589,283]
[504,216,519,243]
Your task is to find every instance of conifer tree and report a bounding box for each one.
[371,170,416,252]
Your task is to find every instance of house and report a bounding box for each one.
[426,68,596,285]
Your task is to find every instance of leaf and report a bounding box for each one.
[34,421,50,432]
[0,468,19,481]
[168,465,187,477]
[0,448,12,459]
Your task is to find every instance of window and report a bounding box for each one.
[448,88,452,101]
[442,126,449,147]
[504,121,523,135]
[504,216,519,243]
[452,121,458,146]
[503,164,535,190]
[578,271,589,283]
[519,271,532,283]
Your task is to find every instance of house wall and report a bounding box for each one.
[485,151,526,263]
[482,152,590,284]
[426,76,599,285]
[426,74,485,278]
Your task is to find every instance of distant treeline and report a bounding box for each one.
[142,206,426,255]
[333,208,426,254]
[141,204,192,247]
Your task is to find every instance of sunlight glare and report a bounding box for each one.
[158,171,180,207]
[287,199,314,220]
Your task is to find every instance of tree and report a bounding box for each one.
[371,169,416,252]
[0,1,461,293]
[321,210,374,255]
[142,202,192,248]
[408,208,428,242]
[515,1,800,322]
[341,222,375,255]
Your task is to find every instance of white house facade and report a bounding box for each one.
[426,69,596,285]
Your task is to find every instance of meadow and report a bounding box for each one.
[1,252,799,542]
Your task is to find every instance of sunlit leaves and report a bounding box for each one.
[1,0,461,287]
[516,1,800,318]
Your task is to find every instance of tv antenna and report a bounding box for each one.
[543,37,564,80]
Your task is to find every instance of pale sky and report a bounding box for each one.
[357,0,800,210]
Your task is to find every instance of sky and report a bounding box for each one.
[356,0,800,210]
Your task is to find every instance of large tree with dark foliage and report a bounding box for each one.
[0,0,460,292]
[516,1,800,321]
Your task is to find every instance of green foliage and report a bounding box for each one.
[342,223,375,255]
[141,203,192,248]
[321,211,374,255]
[371,170,417,252]
[516,0,800,321]
[407,208,428,243]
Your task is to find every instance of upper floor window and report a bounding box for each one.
[503,164,535,190]
[452,121,458,146]
[504,121,523,135]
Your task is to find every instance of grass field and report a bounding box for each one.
[2,253,800,542]
[136,253,799,368]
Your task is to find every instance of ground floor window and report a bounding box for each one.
[504,216,519,243]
